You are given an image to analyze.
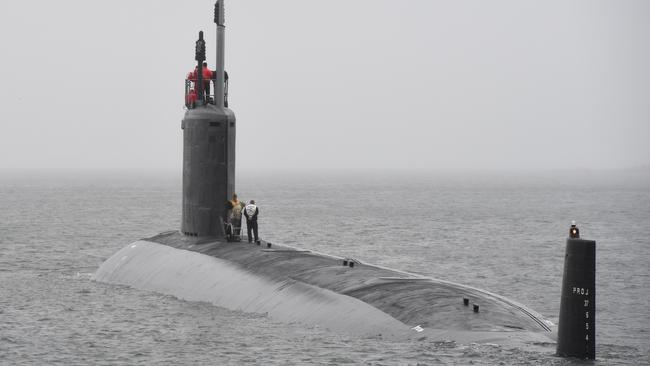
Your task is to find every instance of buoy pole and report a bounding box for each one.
[556,222,596,360]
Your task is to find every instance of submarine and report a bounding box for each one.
[95,0,555,346]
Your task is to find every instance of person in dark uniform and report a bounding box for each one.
[244,200,260,244]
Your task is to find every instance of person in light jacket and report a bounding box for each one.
[229,194,245,241]
[244,200,260,244]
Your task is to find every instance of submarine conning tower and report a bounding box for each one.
[181,0,236,238]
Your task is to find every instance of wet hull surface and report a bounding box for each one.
[94,231,555,346]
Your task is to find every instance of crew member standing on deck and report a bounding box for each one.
[185,88,197,108]
[201,62,213,100]
[244,200,260,244]
[186,63,213,101]
[229,194,245,241]
[186,69,198,107]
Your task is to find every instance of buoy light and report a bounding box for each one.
[569,221,580,239]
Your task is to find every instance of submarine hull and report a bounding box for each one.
[94,231,555,345]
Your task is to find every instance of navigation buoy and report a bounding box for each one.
[557,223,596,360]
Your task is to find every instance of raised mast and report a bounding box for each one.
[214,0,225,108]
[195,31,206,103]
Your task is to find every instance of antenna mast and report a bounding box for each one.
[214,0,226,108]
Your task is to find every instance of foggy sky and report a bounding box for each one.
[0,0,648,174]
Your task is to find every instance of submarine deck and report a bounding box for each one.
[144,231,552,336]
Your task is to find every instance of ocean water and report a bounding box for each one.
[1,171,648,365]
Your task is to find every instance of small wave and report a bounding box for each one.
[0,336,17,344]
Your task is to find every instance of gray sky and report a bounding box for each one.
[0,0,648,174]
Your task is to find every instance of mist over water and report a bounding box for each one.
[1,171,648,365]
[1,1,648,363]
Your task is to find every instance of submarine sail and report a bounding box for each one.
[180,2,235,238]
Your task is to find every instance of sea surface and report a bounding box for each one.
[1,171,649,365]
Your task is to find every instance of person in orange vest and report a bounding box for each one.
[185,88,197,108]
[201,62,213,99]
[187,63,212,100]
[186,69,198,107]
[187,68,198,93]
[187,69,196,81]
